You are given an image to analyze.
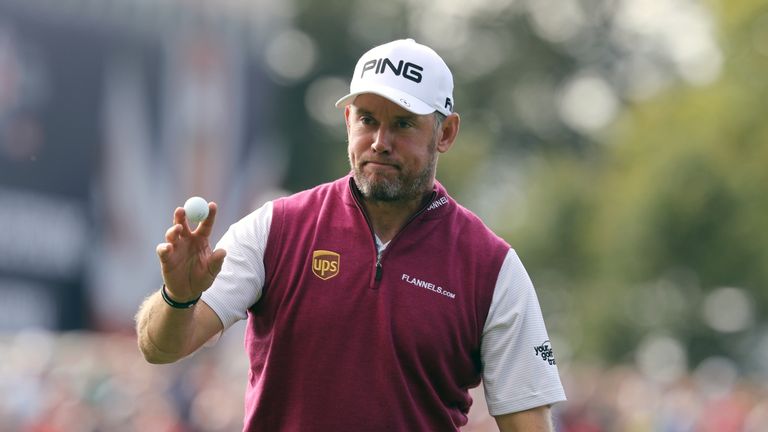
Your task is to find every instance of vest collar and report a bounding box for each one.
[339,174,455,221]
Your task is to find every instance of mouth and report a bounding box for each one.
[363,160,399,170]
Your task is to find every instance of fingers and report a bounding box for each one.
[161,201,218,262]
[156,242,174,263]
[173,206,184,225]
[194,202,219,237]
[165,224,183,242]
[173,207,192,236]
[172,202,217,237]
[207,247,227,277]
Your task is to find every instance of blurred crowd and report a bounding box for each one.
[1,330,766,432]
[556,366,768,432]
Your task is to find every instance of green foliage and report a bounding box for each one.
[510,1,768,365]
[282,0,768,367]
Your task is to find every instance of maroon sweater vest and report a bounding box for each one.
[243,176,509,431]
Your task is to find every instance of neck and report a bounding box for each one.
[360,189,434,243]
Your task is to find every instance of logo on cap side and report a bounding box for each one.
[360,58,423,83]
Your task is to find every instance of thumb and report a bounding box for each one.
[208,248,227,278]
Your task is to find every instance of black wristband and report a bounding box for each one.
[161,284,201,309]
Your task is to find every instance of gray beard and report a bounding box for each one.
[351,143,438,203]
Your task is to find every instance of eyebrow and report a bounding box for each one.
[353,107,418,122]
[353,108,374,117]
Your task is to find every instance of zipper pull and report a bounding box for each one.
[375,262,383,281]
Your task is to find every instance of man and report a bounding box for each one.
[136,38,566,431]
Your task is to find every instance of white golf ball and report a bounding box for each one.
[184,196,209,223]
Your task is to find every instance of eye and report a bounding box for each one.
[360,115,376,126]
[396,119,413,129]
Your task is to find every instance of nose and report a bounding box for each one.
[371,126,391,153]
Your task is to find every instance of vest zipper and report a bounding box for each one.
[375,260,383,281]
[350,191,381,287]
[350,182,437,287]
[374,193,435,281]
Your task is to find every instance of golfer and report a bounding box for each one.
[136,38,566,431]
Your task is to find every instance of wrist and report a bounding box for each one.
[160,284,201,309]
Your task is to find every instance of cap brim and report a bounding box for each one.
[334,83,435,115]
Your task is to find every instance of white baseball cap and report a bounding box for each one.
[335,39,454,116]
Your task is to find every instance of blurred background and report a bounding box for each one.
[1,0,767,430]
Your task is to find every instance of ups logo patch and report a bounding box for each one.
[312,250,340,280]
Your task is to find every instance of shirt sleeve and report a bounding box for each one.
[200,201,272,330]
[480,248,567,415]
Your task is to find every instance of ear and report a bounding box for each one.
[436,113,460,153]
[344,105,352,133]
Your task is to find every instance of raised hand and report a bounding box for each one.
[156,202,227,302]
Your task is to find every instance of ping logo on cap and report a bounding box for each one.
[312,250,340,280]
[335,39,454,116]
[360,58,424,83]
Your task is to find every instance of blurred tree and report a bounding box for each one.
[507,0,768,368]
[272,0,766,369]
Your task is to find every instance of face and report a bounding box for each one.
[345,94,454,202]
